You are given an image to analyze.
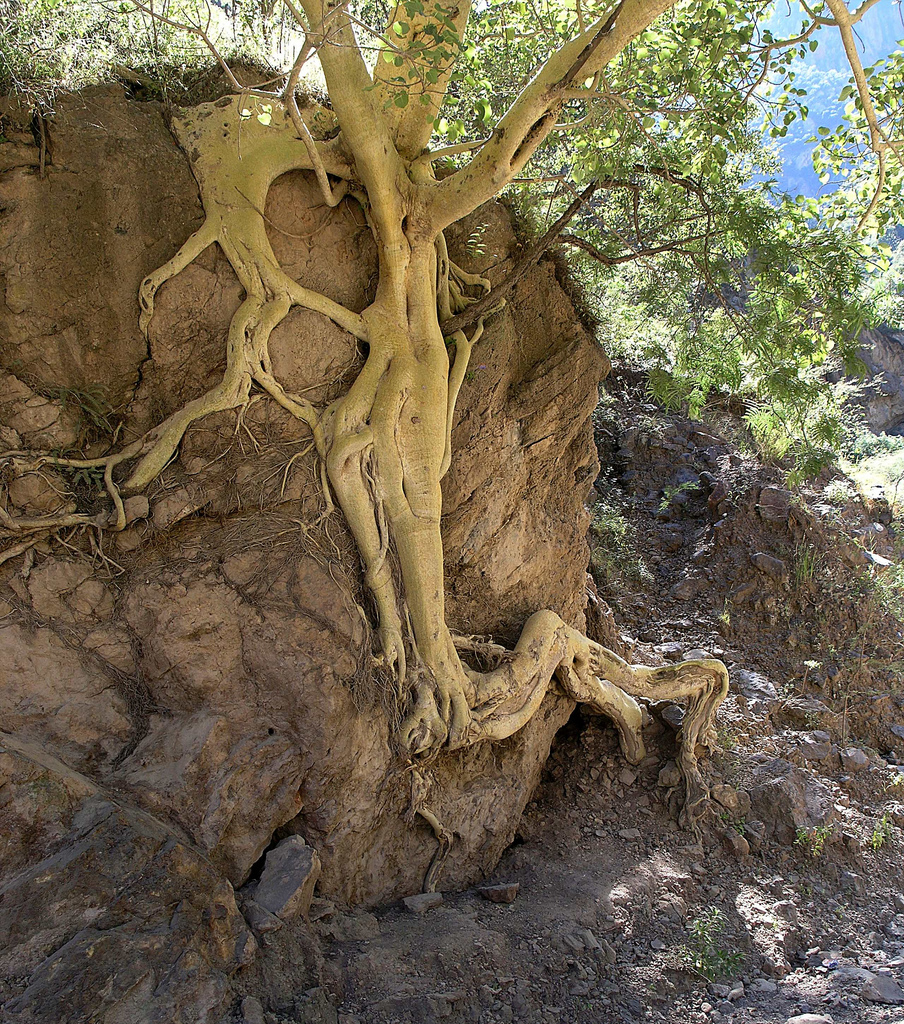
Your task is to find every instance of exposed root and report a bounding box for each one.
[401,610,728,827]
[1,96,362,566]
[405,765,453,893]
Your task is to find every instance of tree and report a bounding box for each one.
[1,0,900,830]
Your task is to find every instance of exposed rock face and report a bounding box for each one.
[0,86,606,1019]
[849,325,904,434]
[0,734,257,1024]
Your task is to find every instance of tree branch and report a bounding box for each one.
[559,230,710,265]
[441,181,599,335]
[427,0,677,229]
[823,0,904,228]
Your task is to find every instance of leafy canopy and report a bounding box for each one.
[3,0,903,472]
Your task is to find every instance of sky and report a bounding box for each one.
[765,0,904,196]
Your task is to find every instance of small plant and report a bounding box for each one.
[465,223,487,258]
[718,600,731,629]
[792,544,821,588]
[684,907,742,981]
[658,480,698,513]
[822,479,855,507]
[870,812,894,851]
[719,811,746,835]
[42,384,117,442]
[716,725,738,751]
[795,824,834,858]
[589,497,652,589]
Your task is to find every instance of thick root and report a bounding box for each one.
[401,610,728,827]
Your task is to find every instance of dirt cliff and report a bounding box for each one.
[0,85,607,1022]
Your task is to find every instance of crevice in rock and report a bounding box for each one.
[245,831,284,886]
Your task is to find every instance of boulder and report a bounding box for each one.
[861,972,904,1004]
[757,486,792,523]
[402,892,444,914]
[747,758,838,843]
[253,836,321,921]
[732,669,778,710]
[0,733,258,1024]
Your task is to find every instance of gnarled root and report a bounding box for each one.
[401,610,728,828]
[405,766,453,893]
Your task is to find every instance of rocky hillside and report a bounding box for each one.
[288,366,904,1024]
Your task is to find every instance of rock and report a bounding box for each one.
[254,836,321,921]
[831,967,874,985]
[797,737,833,762]
[119,712,309,883]
[0,734,257,1024]
[618,828,642,841]
[658,761,682,788]
[294,987,340,1024]
[0,375,79,449]
[671,575,707,599]
[712,784,742,814]
[654,641,686,660]
[757,486,792,523]
[721,831,750,857]
[7,469,76,514]
[478,883,520,904]
[403,892,444,914]
[751,551,788,580]
[123,494,150,523]
[748,758,838,843]
[708,479,730,513]
[242,995,266,1024]
[732,670,778,709]
[773,901,799,927]
[730,581,758,604]
[772,697,832,730]
[839,871,865,894]
[784,1017,834,1024]
[660,704,686,731]
[749,979,778,995]
[660,526,684,552]
[861,972,904,1004]
[840,747,870,771]
[618,768,637,787]
[0,623,132,766]
[243,899,284,935]
[683,648,711,661]
[562,929,605,956]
